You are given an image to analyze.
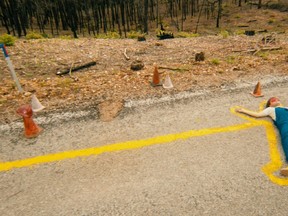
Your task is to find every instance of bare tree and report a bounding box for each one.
[216,0,222,28]
[0,0,260,38]
[258,0,262,9]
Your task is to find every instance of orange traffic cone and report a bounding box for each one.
[151,64,162,87]
[250,81,264,97]
[16,104,43,138]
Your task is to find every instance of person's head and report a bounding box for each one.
[266,97,281,108]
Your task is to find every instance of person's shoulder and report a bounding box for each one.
[275,106,287,109]
[263,107,274,111]
[261,107,275,114]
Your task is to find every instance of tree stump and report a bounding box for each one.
[157,32,174,40]
[245,30,255,36]
[195,52,205,62]
[130,60,144,71]
[137,35,146,41]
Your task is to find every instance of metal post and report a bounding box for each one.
[0,43,23,92]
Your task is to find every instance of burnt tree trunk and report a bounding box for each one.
[216,0,222,28]
[0,0,10,34]
[143,0,149,33]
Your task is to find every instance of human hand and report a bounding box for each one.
[235,107,244,113]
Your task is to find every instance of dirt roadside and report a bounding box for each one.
[0,33,288,125]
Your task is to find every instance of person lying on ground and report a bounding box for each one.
[236,97,288,177]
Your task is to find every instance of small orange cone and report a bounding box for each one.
[151,63,162,87]
[16,104,43,138]
[250,81,264,97]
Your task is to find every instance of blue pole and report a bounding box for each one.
[0,43,23,92]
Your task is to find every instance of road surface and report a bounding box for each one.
[1,81,288,215]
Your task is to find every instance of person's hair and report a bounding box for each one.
[266,97,279,108]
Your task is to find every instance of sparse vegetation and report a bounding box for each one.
[211,58,221,65]
[26,32,44,40]
[58,35,73,40]
[0,34,16,46]
[127,31,143,39]
[256,51,269,60]
[226,56,236,64]
[57,78,73,88]
[219,30,229,38]
[176,32,199,38]
[268,19,275,24]
[95,32,121,39]
[41,33,51,38]
[235,29,245,35]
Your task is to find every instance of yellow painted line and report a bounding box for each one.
[0,122,256,172]
[0,106,287,186]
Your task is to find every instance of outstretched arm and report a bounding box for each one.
[236,107,269,118]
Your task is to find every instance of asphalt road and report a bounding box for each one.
[1,82,288,216]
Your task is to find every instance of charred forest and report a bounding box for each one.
[0,0,270,38]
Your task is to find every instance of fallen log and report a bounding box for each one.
[252,46,282,55]
[232,46,282,53]
[259,46,281,51]
[56,61,96,75]
[159,66,189,71]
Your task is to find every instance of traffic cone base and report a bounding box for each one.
[23,121,43,138]
[250,92,264,97]
[250,81,264,97]
[17,105,43,138]
[150,81,162,87]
